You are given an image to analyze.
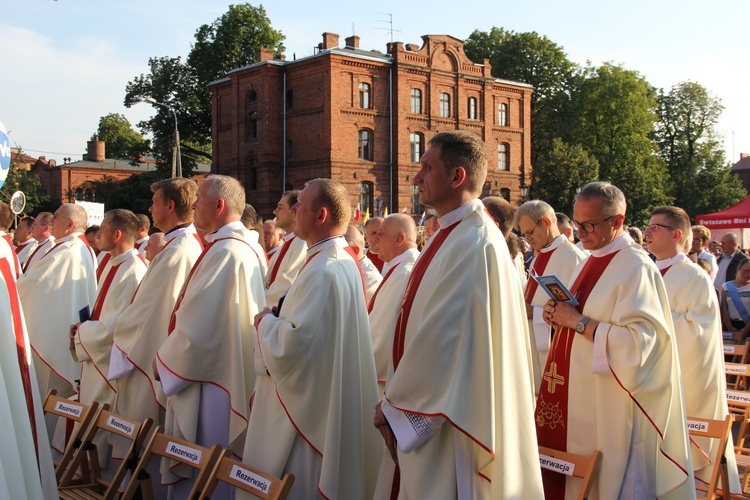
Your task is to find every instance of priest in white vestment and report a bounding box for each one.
[244,179,381,500]
[23,212,55,273]
[364,217,386,274]
[17,203,97,404]
[540,182,694,499]
[375,132,543,499]
[134,213,151,258]
[345,224,383,304]
[70,209,147,468]
[155,175,266,496]
[645,206,740,493]
[265,191,307,308]
[0,257,57,499]
[515,201,585,391]
[14,217,38,270]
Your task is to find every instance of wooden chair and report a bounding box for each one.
[538,445,602,500]
[724,343,749,364]
[120,426,221,500]
[57,411,153,499]
[42,389,104,484]
[200,448,294,499]
[725,362,750,391]
[688,415,732,500]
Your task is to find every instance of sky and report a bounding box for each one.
[2,0,748,166]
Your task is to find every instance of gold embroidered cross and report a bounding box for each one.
[543,361,565,394]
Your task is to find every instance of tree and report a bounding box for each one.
[0,158,54,216]
[655,81,743,217]
[532,138,600,214]
[81,171,163,216]
[125,4,285,175]
[96,113,150,160]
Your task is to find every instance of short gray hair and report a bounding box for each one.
[575,181,626,216]
[514,200,556,228]
[203,175,246,217]
[60,203,88,231]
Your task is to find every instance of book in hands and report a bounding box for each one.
[533,275,579,306]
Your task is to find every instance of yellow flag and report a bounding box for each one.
[383,207,389,217]
[363,208,370,225]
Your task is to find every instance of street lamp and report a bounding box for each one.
[520,183,529,201]
[145,97,182,177]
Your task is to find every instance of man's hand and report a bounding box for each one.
[254,307,274,330]
[543,299,598,341]
[374,402,398,463]
[68,322,81,341]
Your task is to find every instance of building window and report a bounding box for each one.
[440,93,451,117]
[358,129,372,160]
[500,188,510,201]
[246,90,257,104]
[286,90,293,109]
[246,111,258,139]
[498,143,509,170]
[359,182,373,215]
[411,184,422,214]
[359,82,371,109]
[246,158,257,189]
[498,103,508,126]
[468,97,477,120]
[410,132,424,163]
[410,88,422,114]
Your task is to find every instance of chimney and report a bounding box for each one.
[86,135,105,162]
[321,32,339,50]
[741,153,749,160]
[345,35,360,49]
[258,47,275,62]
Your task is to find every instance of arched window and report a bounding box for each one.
[410,88,422,114]
[440,93,451,117]
[359,181,374,215]
[467,97,477,120]
[246,90,257,104]
[411,184,422,215]
[498,143,509,170]
[498,103,508,126]
[410,132,424,163]
[359,82,371,109]
[246,111,258,140]
[358,129,372,160]
[500,188,510,201]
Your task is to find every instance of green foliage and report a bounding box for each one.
[124,3,285,176]
[80,171,163,216]
[0,160,53,216]
[532,139,599,215]
[96,113,150,160]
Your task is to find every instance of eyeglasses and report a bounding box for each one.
[521,217,543,239]
[645,223,675,232]
[572,214,616,234]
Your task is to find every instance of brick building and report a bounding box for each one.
[209,32,533,217]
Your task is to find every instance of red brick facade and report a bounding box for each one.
[210,33,533,217]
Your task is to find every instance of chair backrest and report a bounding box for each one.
[538,445,602,500]
[725,362,750,390]
[687,415,732,500]
[200,448,295,500]
[724,343,749,364]
[58,410,153,499]
[42,389,103,482]
[120,426,221,500]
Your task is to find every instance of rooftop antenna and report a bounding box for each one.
[376,13,401,43]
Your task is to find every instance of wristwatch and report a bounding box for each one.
[575,316,591,334]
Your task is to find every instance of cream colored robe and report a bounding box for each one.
[15,238,38,269]
[264,232,307,308]
[109,225,202,458]
[540,233,694,499]
[361,255,383,305]
[18,232,97,397]
[23,236,54,273]
[243,237,381,500]
[381,200,543,499]
[156,221,266,484]
[526,235,585,390]
[248,229,269,277]
[659,254,740,492]
[0,260,57,500]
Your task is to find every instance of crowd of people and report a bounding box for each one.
[0,129,745,499]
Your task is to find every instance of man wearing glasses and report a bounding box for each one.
[515,200,585,391]
[23,212,55,273]
[539,182,693,499]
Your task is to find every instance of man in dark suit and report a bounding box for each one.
[716,232,747,287]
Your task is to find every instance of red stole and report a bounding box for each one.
[660,265,671,277]
[23,241,48,273]
[535,251,619,498]
[2,234,20,278]
[96,253,112,282]
[524,248,555,304]
[266,236,296,288]
[78,234,96,267]
[346,248,367,301]
[367,250,385,273]
[91,262,122,321]
[392,221,460,370]
[368,264,399,314]
[0,258,39,465]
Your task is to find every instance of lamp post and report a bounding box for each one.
[145,97,182,177]
[520,183,530,202]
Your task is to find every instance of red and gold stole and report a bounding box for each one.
[660,266,671,277]
[265,236,296,288]
[168,240,216,334]
[367,264,399,314]
[96,253,112,282]
[535,250,619,498]
[91,262,122,321]
[524,249,555,304]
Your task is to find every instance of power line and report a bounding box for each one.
[18,148,83,157]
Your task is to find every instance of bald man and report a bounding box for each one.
[145,231,166,262]
[345,224,382,305]
[716,232,745,288]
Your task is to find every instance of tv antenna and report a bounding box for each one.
[376,13,401,43]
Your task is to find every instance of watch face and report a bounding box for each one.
[575,322,585,333]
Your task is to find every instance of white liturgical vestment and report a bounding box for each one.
[536,233,694,499]
[15,238,38,270]
[109,225,203,458]
[18,232,97,398]
[243,236,381,500]
[361,255,383,305]
[658,253,740,492]
[0,258,57,499]
[23,236,54,273]
[525,235,585,390]
[156,221,266,485]
[264,232,307,308]
[0,230,19,280]
[381,200,543,499]
[248,229,269,277]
